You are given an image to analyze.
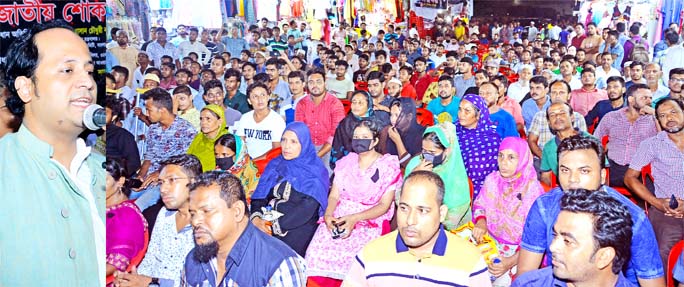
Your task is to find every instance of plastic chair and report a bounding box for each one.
[605,167,638,204]
[667,240,684,287]
[588,117,599,134]
[518,127,527,141]
[641,164,653,215]
[354,81,368,92]
[340,99,351,115]
[416,108,435,127]
[601,135,609,150]
[106,229,150,285]
[253,147,282,176]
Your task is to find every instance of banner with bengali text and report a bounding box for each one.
[0,0,106,74]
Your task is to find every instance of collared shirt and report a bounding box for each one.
[137,207,194,287]
[295,92,346,146]
[268,37,288,52]
[146,40,179,66]
[507,81,530,103]
[178,40,211,65]
[522,96,550,130]
[593,107,658,166]
[342,228,492,287]
[528,110,587,152]
[570,88,609,116]
[630,131,684,198]
[144,116,197,174]
[595,67,622,89]
[0,125,105,286]
[662,44,684,83]
[221,37,250,60]
[182,223,307,287]
[512,266,637,287]
[224,91,251,114]
[584,98,628,126]
[541,131,594,175]
[521,186,664,285]
[599,42,625,70]
[453,74,476,99]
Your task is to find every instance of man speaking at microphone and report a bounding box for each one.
[0,20,104,286]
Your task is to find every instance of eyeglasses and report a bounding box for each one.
[157,177,189,185]
[670,78,684,83]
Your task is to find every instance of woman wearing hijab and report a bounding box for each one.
[378,98,426,168]
[187,104,229,171]
[405,122,471,230]
[214,134,260,199]
[330,90,377,171]
[456,94,501,199]
[250,122,330,256]
[471,137,545,286]
[306,120,402,285]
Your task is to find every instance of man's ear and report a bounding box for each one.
[439,204,448,223]
[14,76,34,103]
[232,200,248,223]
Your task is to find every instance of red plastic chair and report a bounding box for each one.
[588,117,599,134]
[605,167,638,204]
[106,229,150,285]
[340,99,352,115]
[354,81,368,92]
[667,240,684,287]
[518,127,527,140]
[253,147,282,176]
[641,164,654,214]
[416,108,435,127]
[601,135,609,150]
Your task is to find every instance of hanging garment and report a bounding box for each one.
[226,0,237,17]
[246,0,256,24]
[292,0,304,18]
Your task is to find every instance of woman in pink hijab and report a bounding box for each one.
[472,137,545,287]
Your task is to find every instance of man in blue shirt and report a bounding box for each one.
[521,76,550,130]
[517,136,665,287]
[182,172,306,286]
[513,189,637,287]
[427,75,461,124]
[479,81,519,139]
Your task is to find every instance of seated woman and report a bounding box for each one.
[330,90,380,170]
[214,133,260,200]
[378,98,425,168]
[405,122,471,230]
[456,94,501,199]
[250,122,330,256]
[187,104,229,171]
[306,120,402,284]
[105,158,147,277]
[105,96,140,177]
[472,137,545,286]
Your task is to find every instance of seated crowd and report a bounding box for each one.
[101,17,684,287]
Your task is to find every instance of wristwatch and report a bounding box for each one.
[149,277,160,287]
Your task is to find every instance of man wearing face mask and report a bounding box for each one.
[426,75,461,124]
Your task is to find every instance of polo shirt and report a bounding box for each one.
[569,88,608,116]
[224,91,252,114]
[343,228,491,287]
[521,186,664,285]
[522,96,550,130]
[540,131,594,175]
[0,125,105,285]
[512,267,636,287]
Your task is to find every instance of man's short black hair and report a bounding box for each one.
[160,154,203,180]
[111,66,130,82]
[203,79,223,95]
[530,75,549,88]
[141,88,174,113]
[173,85,192,96]
[247,81,270,97]
[606,76,625,87]
[625,83,649,99]
[550,79,572,94]
[307,67,326,80]
[402,171,445,205]
[367,71,385,82]
[175,68,192,77]
[188,171,248,216]
[438,75,453,86]
[557,135,606,169]
[2,19,74,118]
[335,60,349,69]
[224,68,241,81]
[287,71,305,82]
[560,189,633,274]
[414,57,427,65]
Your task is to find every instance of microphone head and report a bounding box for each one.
[83,104,106,131]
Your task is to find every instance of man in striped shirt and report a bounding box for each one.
[343,171,491,287]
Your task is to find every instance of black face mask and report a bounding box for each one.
[423,152,445,167]
[216,157,235,170]
[351,139,373,153]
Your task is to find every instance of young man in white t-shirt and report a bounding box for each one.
[235,82,286,159]
[325,60,354,100]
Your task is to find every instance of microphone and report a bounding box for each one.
[83,104,106,130]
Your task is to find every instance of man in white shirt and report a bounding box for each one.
[661,32,684,84]
[430,43,447,68]
[595,52,621,89]
[170,24,189,47]
[326,60,354,100]
[178,27,211,66]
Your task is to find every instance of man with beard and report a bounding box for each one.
[295,68,346,172]
[559,59,582,91]
[114,155,201,287]
[479,81,518,139]
[626,97,684,271]
[569,69,608,116]
[264,58,293,113]
[540,102,594,186]
[513,189,637,287]
[594,84,657,188]
[326,60,354,100]
[585,76,629,126]
[625,61,646,90]
[654,68,684,106]
[109,30,139,88]
[521,76,551,130]
[367,71,392,126]
[453,57,476,99]
[518,136,665,287]
[570,24,586,50]
[182,172,306,286]
[426,75,461,124]
[343,171,491,286]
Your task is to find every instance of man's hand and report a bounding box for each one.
[137,171,160,191]
[114,266,151,287]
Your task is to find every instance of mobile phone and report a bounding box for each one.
[423,153,435,163]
